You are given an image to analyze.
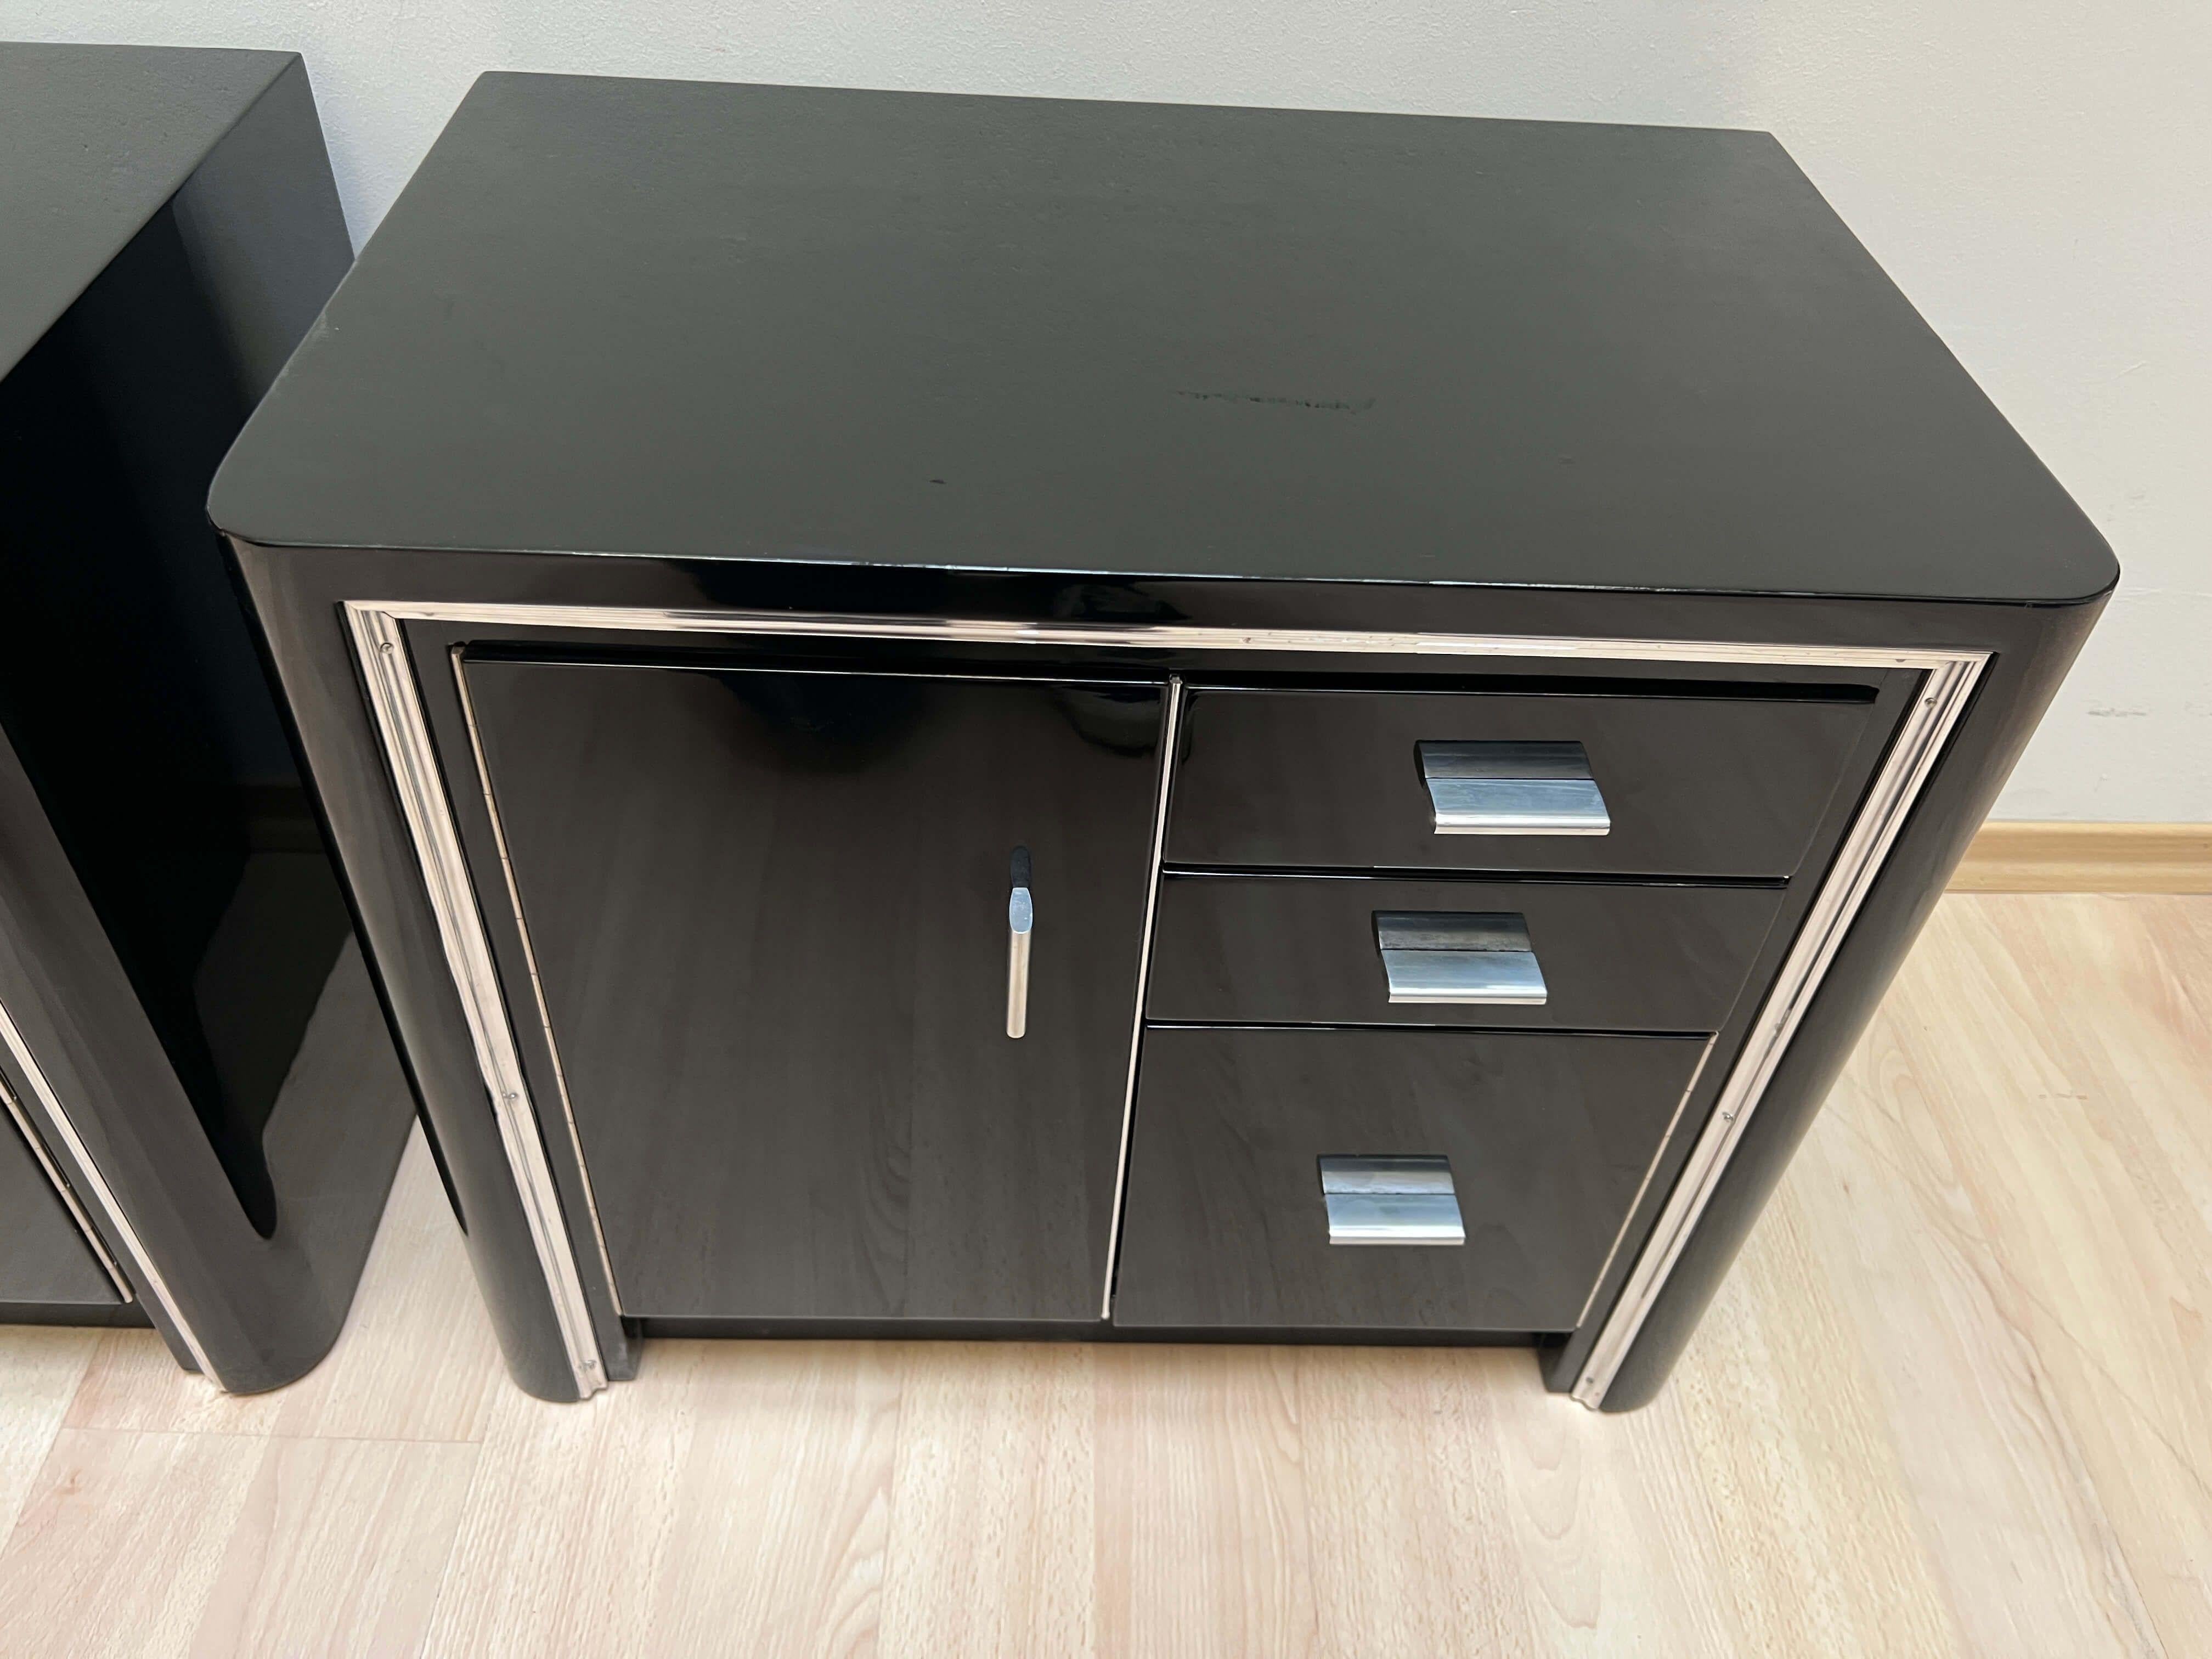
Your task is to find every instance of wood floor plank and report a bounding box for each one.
[0,1428,263,1657]
[0,1428,475,1659]
[1094,1345,1316,1659]
[1657,1183,1965,1659]
[1793,927,2172,1655]
[879,1342,1095,1658]
[64,1130,501,1443]
[1801,894,2210,1655]
[188,1437,478,1658]
[422,1339,900,1658]
[1296,1345,1535,1658]
[0,1327,98,1538]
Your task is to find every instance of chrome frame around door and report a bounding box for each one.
[345,598,1985,1407]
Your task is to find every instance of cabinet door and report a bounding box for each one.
[463,659,1164,1324]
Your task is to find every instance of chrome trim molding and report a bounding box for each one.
[343,600,1984,1406]
[1102,675,1183,1318]
[0,998,215,1374]
[1571,1035,1716,1330]
[341,602,1972,673]
[449,649,626,1319]
[1568,650,1987,1406]
[346,606,607,1397]
[0,1058,132,1299]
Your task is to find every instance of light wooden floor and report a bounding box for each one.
[1,893,2207,1657]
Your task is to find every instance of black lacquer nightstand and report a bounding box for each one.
[212,75,2113,1407]
[1,43,411,1389]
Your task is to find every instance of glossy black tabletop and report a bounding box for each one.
[211,74,2113,604]
[0,43,298,378]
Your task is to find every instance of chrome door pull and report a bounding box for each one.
[1375,912,1547,1005]
[1418,740,1610,835]
[1006,847,1033,1039]
[1320,1155,1465,1245]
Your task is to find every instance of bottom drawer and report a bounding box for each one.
[1111,1027,1705,1334]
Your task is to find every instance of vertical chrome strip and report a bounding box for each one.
[1570,1034,1716,1330]
[346,606,607,1397]
[0,1058,132,1298]
[448,648,625,1311]
[1568,651,1986,1405]
[0,999,215,1374]
[1101,674,1184,1318]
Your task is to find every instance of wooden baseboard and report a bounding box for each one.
[1950,822,2212,893]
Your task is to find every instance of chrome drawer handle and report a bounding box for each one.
[1320,1155,1465,1245]
[1006,846,1033,1039]
[1375,912,1547,1005]
[1418,740,1610,836]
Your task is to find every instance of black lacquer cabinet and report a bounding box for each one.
[211,75,2114,1407]
[0,44,411,1385]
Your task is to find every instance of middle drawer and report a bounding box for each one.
[1147,876,1784,1031]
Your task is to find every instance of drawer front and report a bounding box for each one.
[1147,876,1781,1031]
[1112,1028,1703,1332]
[1166,687,1880,878]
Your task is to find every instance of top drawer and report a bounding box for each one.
[1166,687,1882,879]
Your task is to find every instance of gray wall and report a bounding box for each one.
[10,2,2205,821]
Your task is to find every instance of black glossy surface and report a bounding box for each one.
[0,44,407,1383]
[1147,875,1782,1031]
[0,1110,118,1306]
[0,229,347,1232]
[212,75,2113,605]
[0,44,297,377]
[1168,684,1882,878]
[464,657,1163,1323]
[1113,1027,1703,1331]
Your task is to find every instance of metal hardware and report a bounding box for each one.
[347,607,607,1398]
[1007,846,1034,1039]
[1419,740,1609,835]
[341,600,1983,1405]
[1376,912,1547,1005]
[1102,676,1183,1317]
[0,1056,132,1300]
[1320,1155,1465,1245]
